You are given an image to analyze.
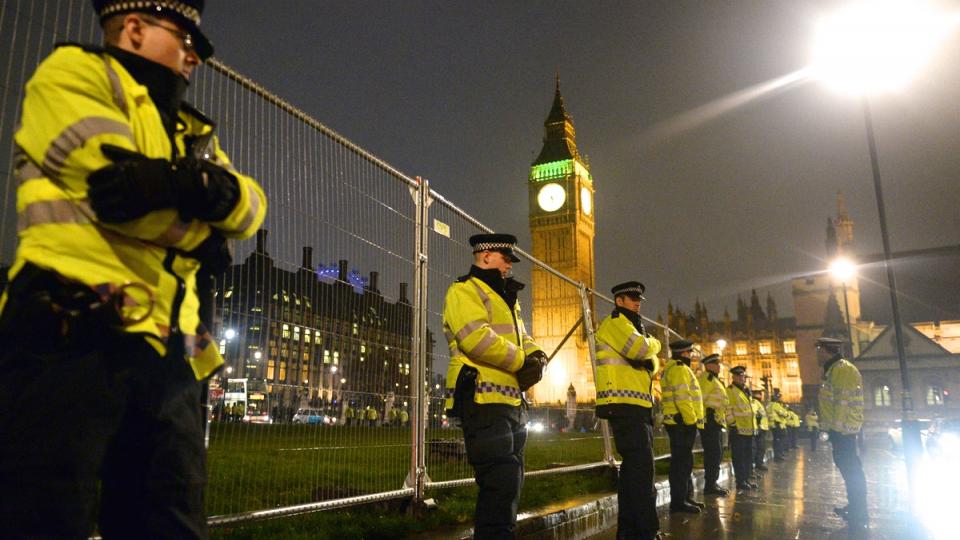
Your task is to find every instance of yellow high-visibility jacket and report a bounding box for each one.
[697,371,728,427]
[661,359,704,428]
[443,274,542,410]
[820,357,864,435]
[805,412,819,431]
[766,400,789,429]
[787,410,801,428]
[4,45,266,379]
[726,384,756,435]
[752,398,769,431]
[594,311,661,409]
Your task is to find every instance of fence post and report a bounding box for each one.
[578,284,616,465]
[406,177,432,504]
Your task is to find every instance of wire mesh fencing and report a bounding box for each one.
[0,0,708,527]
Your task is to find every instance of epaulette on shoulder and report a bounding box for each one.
[54,42,105,54]
[180,101,217,128]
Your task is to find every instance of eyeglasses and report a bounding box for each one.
[140,16,195,54]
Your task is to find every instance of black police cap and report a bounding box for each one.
[816,336,845,352]
[730,365,747,375]
[470,233,520,262]
[93,0,214,60]
[669,339,694,353]
[701,353,720,365]
[611,281,646,300]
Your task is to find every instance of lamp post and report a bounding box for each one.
[812,0,953,502]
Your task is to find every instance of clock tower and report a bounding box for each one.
[528,78,596,403]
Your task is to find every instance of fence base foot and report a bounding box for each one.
[407,497,438,518]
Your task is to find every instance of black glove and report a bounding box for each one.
[674,412,684,425]
[626,357,654,371]
[516,350,548,391]
[88,144,239,223]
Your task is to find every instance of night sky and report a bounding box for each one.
[202,1,960,321]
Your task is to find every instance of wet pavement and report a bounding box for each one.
[589,441,938,540]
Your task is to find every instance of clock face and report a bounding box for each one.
[537,183,566,212]
[580,187,592,215]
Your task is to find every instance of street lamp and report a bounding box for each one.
[828,257,857,356]
[811,0,953,503]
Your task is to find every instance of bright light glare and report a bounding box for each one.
[224,328,237,340]
[916,449,960,538]
[811,1,952,94]
[529,421,545,433]
[547,359,568,388]
[829,257,857,282]
[716,339,727,351]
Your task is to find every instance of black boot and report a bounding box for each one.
[686,498,705,509]
[670,502,702,514]
[703,485,729,496]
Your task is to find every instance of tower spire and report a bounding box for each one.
[534,75,579,165]
[835,191,854,249]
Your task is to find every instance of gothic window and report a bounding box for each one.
[759,341,772,355]
[926,385,944,406]
[874,383,892,408]
[783,340,796,354]
[735,342,747,356]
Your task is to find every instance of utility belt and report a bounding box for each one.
[0,263,145,352]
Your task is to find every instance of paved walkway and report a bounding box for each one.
[589,441,934,539]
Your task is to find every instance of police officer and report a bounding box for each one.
[805,409,820,451]
[595,281,663,540]
[767,389,788,462]
[818,336,867,531]
[697,353,729,496]
[662,339,705,514]
[726,366,758,491]
[443,233,547,539]
[0,2,266,537]
[752,389,770,472]
[787,407,800,450]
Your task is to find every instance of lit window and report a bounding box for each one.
[735,343,747,356]
[874,384,892,407]
[783,340,796,354]
[759,341,772,355]
[926,385,944,406]
[352,323,359,335]
[333,351,339,364]
[323,350,331,364]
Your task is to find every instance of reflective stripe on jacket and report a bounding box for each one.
[594,313,661,408]
[443,276,541,409]
[661,359,704,427]
[819,358,864,435]
[697,371,728,427]
[726,384,756,435]
[805,412,819,430]
[5,45,266,379]
[753,398,769,431]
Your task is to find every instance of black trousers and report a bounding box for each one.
[788,426,798,449]
[0,328,207,539]
[753,430,767,467]
[665,423,697,508]
[809,429,819,451]
[699,419,723,490]
[462,402,526,540]
[730,431,754,486]
[829,431,867,521]
[607,406,659,540]
[772,427,785,459]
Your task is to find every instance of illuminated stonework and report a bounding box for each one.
[527,78,596,404]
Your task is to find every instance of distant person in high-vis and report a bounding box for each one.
[595,281,662,540]
[697,353,729,496]
[805,409,820,451]
[766,388,789,461]
[661,339,705,514]
[818,336,867,531]
[0,1,267,537]
[726,366,758,491]
[443,233,547,539]
[751,389,769,472]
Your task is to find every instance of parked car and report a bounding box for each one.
[925,417,960,456]
[887,418,932,451]
[293,408,324,425]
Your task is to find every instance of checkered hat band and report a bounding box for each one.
[100,1,201,24]
[598,389,653,402]
[614,287,644,295]
[473,242,514,252]
[476,381,521,398]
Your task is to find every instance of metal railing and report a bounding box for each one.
[1,0,705,528]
